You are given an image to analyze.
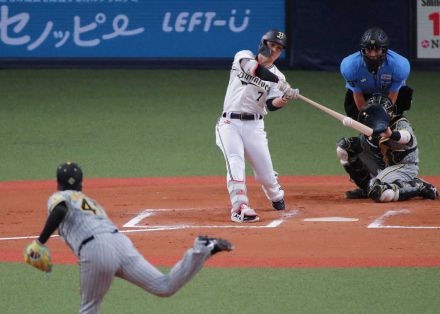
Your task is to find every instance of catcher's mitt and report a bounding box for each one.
[24,240,52,272]
[358,102,390,135]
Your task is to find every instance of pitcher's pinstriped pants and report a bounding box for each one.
[78,232,211,314]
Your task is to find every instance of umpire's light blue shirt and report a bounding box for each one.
[340,49,410,95]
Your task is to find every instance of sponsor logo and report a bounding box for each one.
[420,39,440,49]
[381,74,392,80]
[421,0,440,7]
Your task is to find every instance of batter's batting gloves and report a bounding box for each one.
[276,80,291,93]
[283,88,299,100]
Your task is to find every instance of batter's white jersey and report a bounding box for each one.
[47,190,117,255]
[223,50,285,116]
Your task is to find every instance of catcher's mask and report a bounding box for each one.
[360,27,389,74]
[258,29,287,57]
[367,94,397,119]
[57,161,83,191]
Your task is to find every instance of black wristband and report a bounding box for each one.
[266,98,281,111]
[390,131,401,141]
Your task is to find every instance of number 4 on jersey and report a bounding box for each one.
[81,198,97,215]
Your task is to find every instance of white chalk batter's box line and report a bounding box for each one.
[368,209,440,229]
[0,208,300,241]
[122,208,300,231]
[2,208,438,242]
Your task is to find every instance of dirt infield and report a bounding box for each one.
[1,176,439,268]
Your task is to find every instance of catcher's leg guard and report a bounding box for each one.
[227,180,249,211]
[394,180,422,201]
[337,137,370,192]
[368,179,399,202]
[412,178,439,200]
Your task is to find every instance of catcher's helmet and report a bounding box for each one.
[258,29,287,57]
[57,161,83,191]
[360,27,389,74]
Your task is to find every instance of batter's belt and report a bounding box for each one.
[223,112,263,120]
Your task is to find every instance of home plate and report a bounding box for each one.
[303,217,359,222]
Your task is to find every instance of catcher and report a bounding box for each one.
[24,162,233,314]
[336,94,438,202]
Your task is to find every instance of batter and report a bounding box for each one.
[215,29,299,223]
[24,162,233,314]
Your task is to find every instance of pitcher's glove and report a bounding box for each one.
[24,240,52,272]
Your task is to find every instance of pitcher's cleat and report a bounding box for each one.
[196,236,234,255]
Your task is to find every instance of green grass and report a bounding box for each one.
[1,69,440,314]
[2,263,440,314]
[1,69,439,180]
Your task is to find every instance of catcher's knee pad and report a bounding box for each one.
[368,179,399,202]
[336,137,363,162]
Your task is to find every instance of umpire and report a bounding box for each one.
[340,27,413,120]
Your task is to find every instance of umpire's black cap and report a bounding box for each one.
[57,161,83,191]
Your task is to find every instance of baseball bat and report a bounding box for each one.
[297,94,373,137]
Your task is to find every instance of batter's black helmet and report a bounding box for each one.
[57,161,83,191]
[258,29,287,57]
[360,27,389,74]
[358,94,392,135]
[367,94,397,119]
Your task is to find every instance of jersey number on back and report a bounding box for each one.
[81,198,97,215]
[80,197,106,217]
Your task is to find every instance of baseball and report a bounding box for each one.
[342,117,353,127]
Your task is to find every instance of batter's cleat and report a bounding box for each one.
[419,183,439,200]
[231,204,260,223]
[197,236,234,255]
[272,199,285,210]
[345,188,368,199]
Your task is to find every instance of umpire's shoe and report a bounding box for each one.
[197,236,234,255]
[272,199,285,210]
[345,188,368,199]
